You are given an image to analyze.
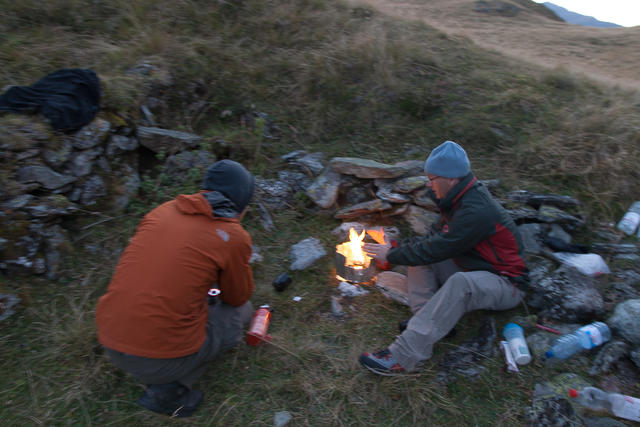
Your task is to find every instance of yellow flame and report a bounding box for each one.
[348,227,366,265]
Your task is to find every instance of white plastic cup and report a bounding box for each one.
[502,322,532,365]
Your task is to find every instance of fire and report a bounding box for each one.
[336,227,371,269]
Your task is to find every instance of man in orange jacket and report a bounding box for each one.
[96,159,255,417]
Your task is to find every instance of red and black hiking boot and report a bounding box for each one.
[359,348,407,376]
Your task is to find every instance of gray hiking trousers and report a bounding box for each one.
[389,260,524,371]
[105,300,253,389]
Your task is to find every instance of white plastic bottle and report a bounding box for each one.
[545,321,611,360]
[502,322,532,365]
[617,201,640,235]
[569,386,640,422]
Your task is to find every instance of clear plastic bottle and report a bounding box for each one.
[569,386,640,422]
[545,321,611,360]
[617,201,640,235]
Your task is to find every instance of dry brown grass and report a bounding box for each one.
[350,0,640,92]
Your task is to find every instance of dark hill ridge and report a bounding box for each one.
[543,2,622,28]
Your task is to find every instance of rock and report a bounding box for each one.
[281,151,326,176]
[331,222,367,240]
[72,119,111,149]
[306,167,341,209]
[137,126,201,153]
[527,373,590,427]
[41,139,72,168]
[256,203,275,232]
[631,348,640,369]
[273,411,292,427]
[331,295,346,317]
[589,340,629,376]
[547,224,572,244]
[249,245,263,264]
[375,188,411,203]
[591,243,639,256]
[290,238,326,270]
[43,224,69,280]
[278,170,312,193]
[106,135,138,155]
[344,186,372,205]
[583,417,627,427]
[375,271,408,306]
[70,149,102,177]
[411,188,438,211]
[505,190,580,209]
[608,299,640,346]
[255,177,293,211]
[334,199,392,220]
[527,265,605,323]
[2,194,35,210]
[109,165,141,212]
[392,175,428,193]
[329,158,410,179]
[518,223,543,255]
[165,150,215,176]
[436,318,497,384]
[380,203,409,217]
[337,281,369,297]
[0,293,21,322]
[79,175,107,206]
[23,195,78,219]
[16,166,76,190]
[537,205,585,231]
[507,205,539,223]
[403,205,440,235]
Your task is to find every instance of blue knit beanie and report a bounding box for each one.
[201,160,255,211]
[424,140,470,178]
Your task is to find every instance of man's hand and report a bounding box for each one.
[363,242,392,264]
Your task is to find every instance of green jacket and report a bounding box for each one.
[387,172,528,285]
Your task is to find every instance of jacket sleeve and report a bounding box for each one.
[217,231,255,306]
[387,203,494,266]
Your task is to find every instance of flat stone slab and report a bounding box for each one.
[330,158,414,179]
[376,271,409,306]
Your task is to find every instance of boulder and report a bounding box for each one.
[608,300,640,346]
[527,265,605,322]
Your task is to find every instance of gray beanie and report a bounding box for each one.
[201,160,255,211]
[424,140,470,178]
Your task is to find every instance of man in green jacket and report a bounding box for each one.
[360,140,528,375]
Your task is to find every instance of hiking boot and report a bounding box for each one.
[136,382,203,418]
[359,348,407,376]
[398,318,456,338]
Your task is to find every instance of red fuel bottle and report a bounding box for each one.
[246,305,273,346]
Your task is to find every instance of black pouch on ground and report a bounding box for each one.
[0,68,100,132]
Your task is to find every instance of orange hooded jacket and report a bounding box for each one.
[96,192,254,358]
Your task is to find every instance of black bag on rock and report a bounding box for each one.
[0,68,100,132]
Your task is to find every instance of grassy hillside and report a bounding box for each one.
[1,0,639,425]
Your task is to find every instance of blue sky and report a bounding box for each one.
[532,0,640,27]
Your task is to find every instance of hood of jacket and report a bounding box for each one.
[175,192,240,220]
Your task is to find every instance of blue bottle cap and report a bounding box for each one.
[545,350,554,359]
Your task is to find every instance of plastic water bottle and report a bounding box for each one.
[617,201,640,235]
[545,321,611,360]
[502,323,532,365]
[569,387,640,422]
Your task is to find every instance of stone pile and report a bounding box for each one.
[0,113,213,279]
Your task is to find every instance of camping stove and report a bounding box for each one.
[335,227,377,284]
[335,251,377,284]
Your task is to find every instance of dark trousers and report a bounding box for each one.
[105,301,253,389]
